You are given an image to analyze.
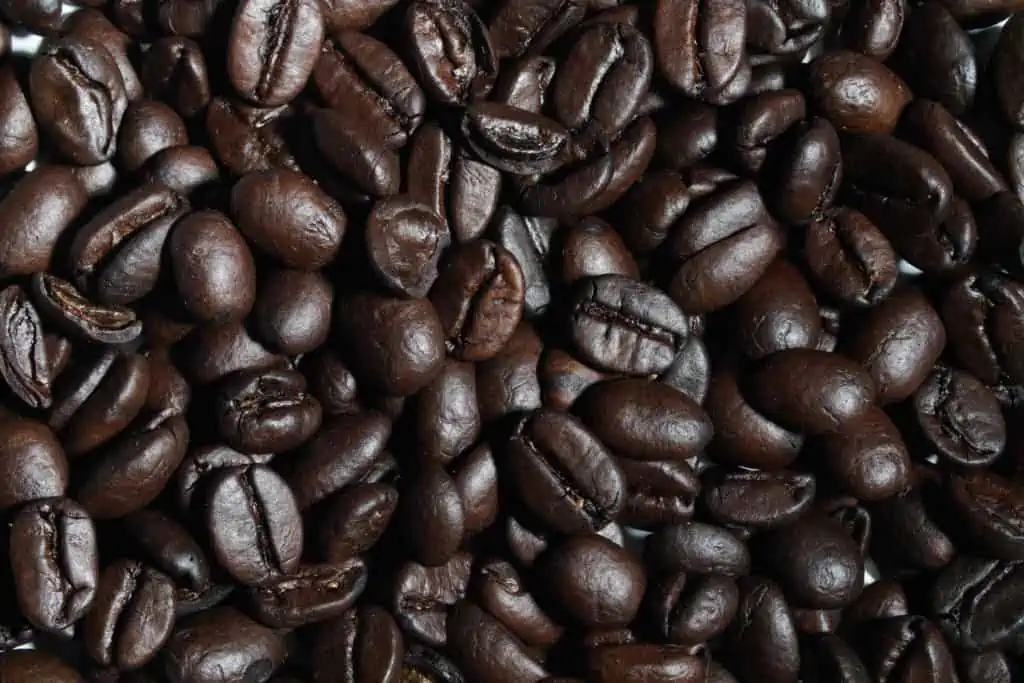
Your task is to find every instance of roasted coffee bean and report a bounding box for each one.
[852,616,958,683]
[227,0,324,107]
[10,497,98,633]
[474,558,563,649]
[117,99,189,172]
[872,476,956,570]
[143,146,220,200]
[586,644,707,683]
[405,0,496,106]
[162,607,285,683]
[617,169,690,256]
[204,465,303,586]
[0,284,50,410]
[928,556,1024,651]
[0,651,82,683]
[74,414,190,519]
[84,560,176,671]
[947,470,1024,559]
[30,37,128,164]
[0,66,37,177]
[430,239,525,361]
[488,206,553,316]
[407,123,499,245]
[176,444,274,512]
[488,0,584,59]
[393,552,472,646]
[808,50,910,135]
[214,368,321,454]
[446,601,548,683]
[804,207,899,307]
[205,97,299,176]
[942,271,1024,385]
[475,320,543,422]
[312,605,403,683]
[575,378,712,461]
[995,13,1024,130]
[913,365,1006,468]
[569,274,688,375]
[366,196,451,298]
[287,412,391,510]
[318,482,398,561]
[843,288,946,404]
[726,577,801,683]
[745,348,876,434]
[701,468,817,530]
[174,322,285,387]
[30,274,142,346]
[313,31,423,149]
[399,465,466,567]
[767,117,843,225]
[69,183,190,305]
[248,559,367,628]
[232,169,346,269]
[505,408,626,534]
[253,268,333,355]
[809,407,911,501]
[648,572,739,645]
[729,89,806,175]
[0,417,67,510]
[141,37,211,118]
[0,166,88,279]
[655,0,747,99]
[891,2,975,115]
[732,259,820,359]
[840,0,904,60]
[460,102,569,176]
[666,180,785,314]
[122,509,214,603]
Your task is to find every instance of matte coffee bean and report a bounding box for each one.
[808,50,911,135]
[505,408,626,534]
[30,37,128,164]
[84,560,176,670]
[162,607,285,683]
[569,274,688,376]
[227,0,324,107]
[10,497,98,632]
[0,166,88,279]
[575,378,712,461]
[69,184,190,305]
[367,196,451,298]
[429,239,525,361]
[746,348,876,434]
[232,169,346,269]
[843,288,946,404]
[205,465,303,585]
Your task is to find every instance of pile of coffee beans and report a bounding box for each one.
[1,0,1024,680]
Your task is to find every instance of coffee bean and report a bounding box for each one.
[248,559,367,628]
[162,607,285,683]
[214,368,321,454]
[0,651,82,683]
[655,0,746,100]
[804,207,899,307]
[405,0,496,106]
[84,560,176,670]
[205,465,303,586]
[701,468,817,530]
[0,417,67,509]
[393,552,472,646]
[366,195,451,298]
[311,605,404,683]
[808,50,911,135]
[10,497,98,633]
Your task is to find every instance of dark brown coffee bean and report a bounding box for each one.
[227,0,324,107]
[248,559,367,628]
[253,268,334,355]
[214,368,321,454]
[810,407,911,501]
[891,2,975,115]
[912,365,1005,468]
[318,482,398,561]
[176,444,274,513]
[367,196,451,298]
[162,607,285,683]
[30,274,142,347]
[702,468,817,530]
[311,605,404,683]
[0,66,37,177]
[733,259,821,359]
[488,0,585,59]
[311,106,402,199]
[205,465,303,586]
[430,239,526,361]
[948,470,1024,559]
[654,0,747,99]
[942,271,1024,386]
[0,417,67,510]
[0,651,82,683]
[141,37,211,118]
[475,558,563,649]
[69,184,190,305]
[586,644,707,683]
[726,577,800,683]
[808,50,911,135]
[506,408,626,534]
[569,274,688,376]
[393,552,473,646]
[0,284,50,410]
[10,497,98,632]
[446,601,548,683]
[804,207,899,307]
[84,560,176,671]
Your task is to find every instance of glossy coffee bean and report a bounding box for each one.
[162,607,285,683]
[248,559,368,628]
[913,365,1006,468]
[367,196,450,299]
[808,50,910,135]
[392,552,472,647]
[253,269,333,355]
[804,207,899,307]
[311,605,404,683]
[214,368,321,454]
[0,417,67,509]
[0,651,82,683]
